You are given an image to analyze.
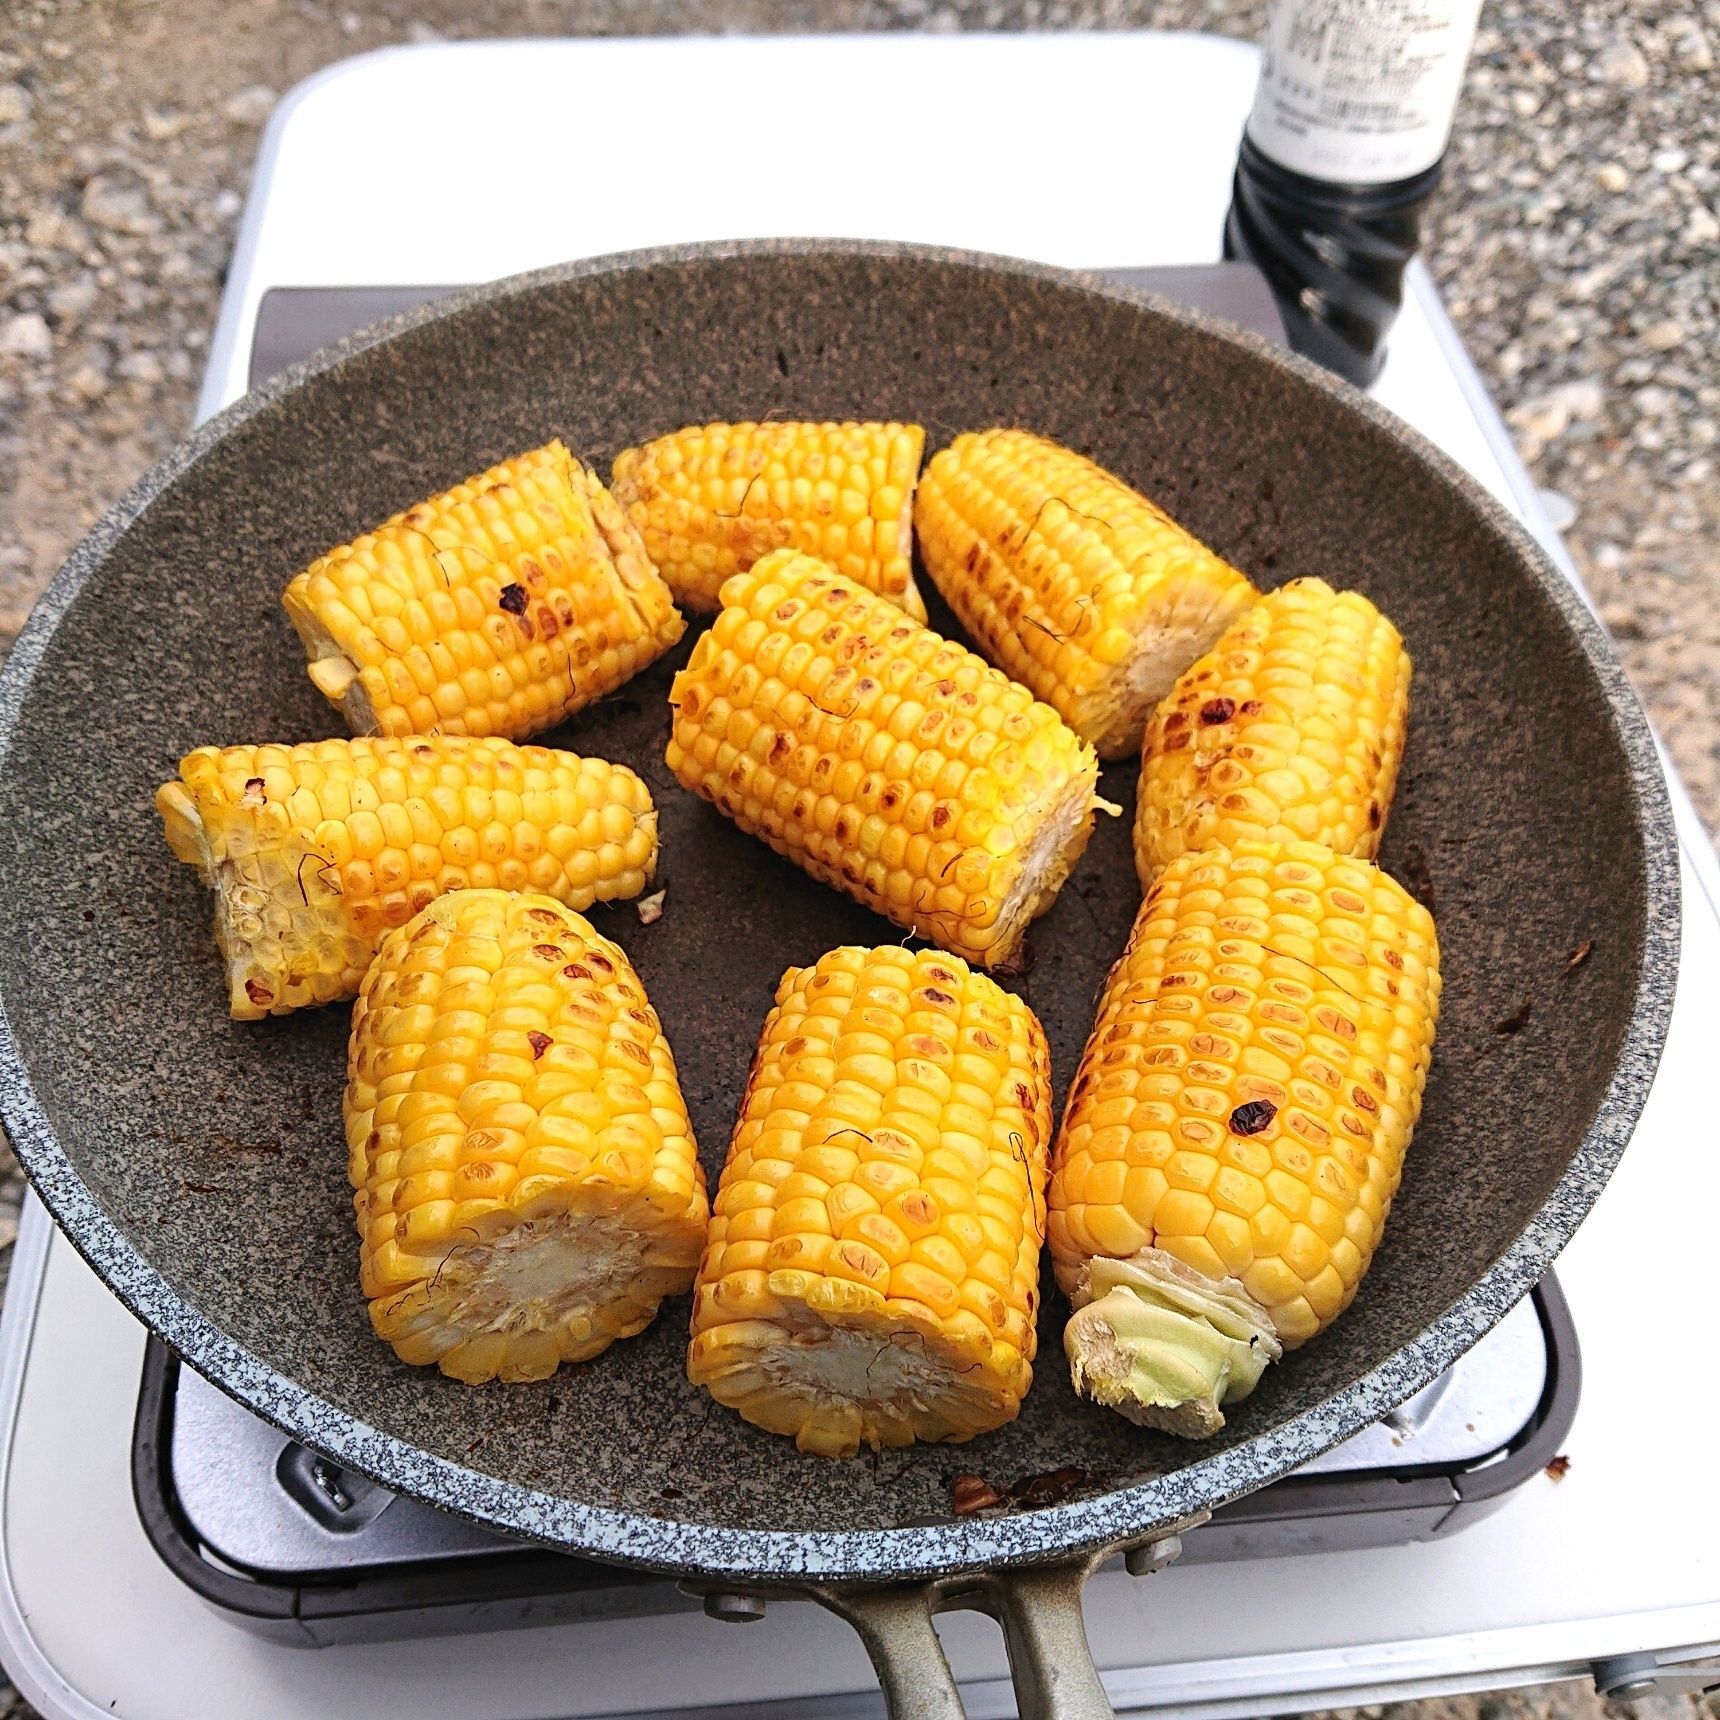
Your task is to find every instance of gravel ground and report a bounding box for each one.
[0,3,1714,1715]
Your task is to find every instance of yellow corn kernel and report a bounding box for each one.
[349,890,708,1384]
[689,945,1052,1456]
[914,429,1256,759]
[156,736,656,1018]
[282,441,684,741]
[1135,578,1410,886]
[665,549,1102,970]
[612,420,926,616]
[1052,839,1439,1436]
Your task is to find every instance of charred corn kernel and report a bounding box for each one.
[1134,579,1410,886]
[689,946,1052,1456]
[155,736,656,1019]
[665,549,1103,970]
[1051,839,1439,1438]
[282,440,684,741]
[611,420,926,617]
[914,429,1256,759]
[348,890,708,1384]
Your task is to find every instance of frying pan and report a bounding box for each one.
[0,242,1679,1717]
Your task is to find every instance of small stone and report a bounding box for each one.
[341,11,364,34]
[222,84,278,127]
[1651,146,1690,173]
[1641,320,1685,353]
[0,312,50,358]
[1537,489,1578,531]
[1510,89,1541,119]
[1599,603,1642,640]
[1597,37,1650,86]
[1552,377,1605,420]
[81,174,160,236]
[1683,204,1719,245]
[47,276,98,320]
[406,20,443,42]
[1671,25,1713,69]
[0,82,31,125]
[24,206,83,251]
[66,361,108,402]
[1594,162,1630,193]
[213,188,243,220]
[116,349,163,384]
[1509,378,1603,447]
[141,105,192,142]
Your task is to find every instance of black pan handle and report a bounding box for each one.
[805,1521,1203,1720]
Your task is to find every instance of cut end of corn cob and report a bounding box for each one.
[1135,578,1411,887]
[1049,839,1439,1433]
[156,737,657,1018]
[665,548,1101,970]
[611,420,927,617]
[688,945,1053,1457]
[349,890,708,1384]
[1064,1249,1281,1438]
[281,440,685,742]
[914,429,1256,759]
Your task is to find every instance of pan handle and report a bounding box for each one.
[986,1554,1114,1717]
[807,1540,1132,1720]
[810,1582,967,1720]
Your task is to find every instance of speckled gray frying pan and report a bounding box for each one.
[0,242,1679,1716]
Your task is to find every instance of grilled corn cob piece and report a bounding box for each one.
[688,945,1053,1456]
[282,440,684,741]
[1134,579,1410,887]
[914,429,1256,758]
[156,736,656,1019]
[348,889,708,1384]
[611,420,926,617]
[1050,839,1439,1437]
[665,550,1103,970]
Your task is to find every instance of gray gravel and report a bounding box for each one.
[0,3,1714,1716]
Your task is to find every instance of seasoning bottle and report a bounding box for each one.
[1224,0,1485,386]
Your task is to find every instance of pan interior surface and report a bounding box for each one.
[0,246,1666,1565]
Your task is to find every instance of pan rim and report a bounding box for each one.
[0,237,1681,1583]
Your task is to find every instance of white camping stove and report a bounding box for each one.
[0,32,1716,1720]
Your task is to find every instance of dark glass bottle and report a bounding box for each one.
[1224,139,1441,386]
[1224,0,1483,388]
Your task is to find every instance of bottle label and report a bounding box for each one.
[1245,0,1484,185]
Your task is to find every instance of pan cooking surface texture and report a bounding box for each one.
[0,244,1676,1579]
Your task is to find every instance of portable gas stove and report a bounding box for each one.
[1,31,1717,1720]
